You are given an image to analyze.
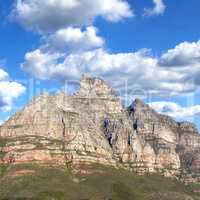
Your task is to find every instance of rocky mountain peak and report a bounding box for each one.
[134,98,145,105]
[32,91,49,102]
[132,98,151,109]
[128,98,154,117]
[75,75,117,99]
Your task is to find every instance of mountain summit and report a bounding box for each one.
[0,76,200,183]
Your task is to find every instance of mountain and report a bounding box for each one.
[0,76,200,198]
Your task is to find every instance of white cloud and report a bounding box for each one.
[47,26,104,52]
[149,101,200,119]
[21,47,197,96]
[159,41,200,66]
[158,40,200,88]
[23,49,66,80]
[0,81,26,111]
[0,68,26,111]
[22,48,156,81]
[12,0,133,33]
[144,0,166,16]
[0,68,9,81]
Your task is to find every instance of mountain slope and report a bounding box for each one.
[0,164,199,200]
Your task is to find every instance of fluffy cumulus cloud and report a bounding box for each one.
[0,69,9,80]
[0,67,25,111]
[47,26,104,52]
[23,48,157,81]
[22,46,197,96]
[144,0,166,16]
[159,41,200,66]
[12,0,133,32]
[149,101,200,119]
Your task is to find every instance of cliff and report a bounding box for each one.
[0,76,200,182]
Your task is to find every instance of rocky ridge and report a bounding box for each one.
[0,76,200,182]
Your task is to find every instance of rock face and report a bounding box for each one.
[0,76,200,182]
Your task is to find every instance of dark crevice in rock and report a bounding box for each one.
[152,124,155,135]
[108,132,113,147]
[103,118,109,132]
[128,134,131,146]
[62,118,66,137]
[133,119,138,133]
[103,118,113,148]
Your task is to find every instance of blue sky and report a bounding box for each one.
[1,0,200,129]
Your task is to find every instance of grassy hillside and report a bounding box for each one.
[0,163,200,200]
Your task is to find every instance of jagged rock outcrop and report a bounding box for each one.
[0,75,200,182]
[128,99,200,180]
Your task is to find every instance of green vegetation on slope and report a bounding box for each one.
[0,164,200,200]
